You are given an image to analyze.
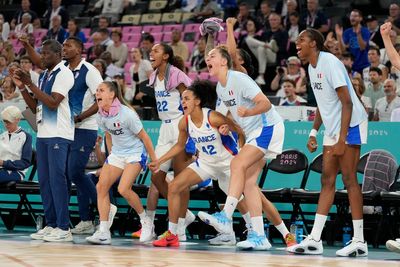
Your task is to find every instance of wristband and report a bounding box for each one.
[309,129,318,137]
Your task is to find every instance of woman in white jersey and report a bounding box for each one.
[199,46,286,250]
[287,28,369,257]
[137,43,194,240]
[379,22,400,254]
[86,81,157,245]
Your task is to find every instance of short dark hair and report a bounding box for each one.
[42,39,62,56]
[369,66,382,75]
[369,46,381,55]
[351,9,363,17]
[97,28,110,35]
[66,36,84,52]
[141,33,155,43]
[20,55,32,63]
[282,78,296,88]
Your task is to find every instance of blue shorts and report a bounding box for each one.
[323,120,368,146]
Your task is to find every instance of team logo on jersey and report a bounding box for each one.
[317,73,323,79]
[113,122,121,128]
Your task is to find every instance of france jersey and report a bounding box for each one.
[68,59,103,130]
[154,76,183,121]
[216,70,282,137]
[308,52,368,137]
[97,105,144,157]
[37,61,75,140]
[187,108,238,164]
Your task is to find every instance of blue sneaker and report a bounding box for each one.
[198,211,233,234]
[236,230,272,250]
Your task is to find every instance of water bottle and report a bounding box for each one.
[342,224,352,246]
[290,221,297,236]
[264,222,270,239]
[36,215,43,231]
[295,217,304,244]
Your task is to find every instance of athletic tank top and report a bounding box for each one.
[154,76,183,121]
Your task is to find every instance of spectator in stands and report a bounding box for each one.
[1,76,21,102]
[301,0,329,34]
[365,15,383,49]
[186,0,221,24]
[341,52,361,78]
[364,67,385,109]
[337,9,370,73]
[16,33,36,59]
[106,30,128,68]
[287,11,305,57]
[271,56,306,96]
[324,34,342,59]
[14,13,34,37]
[19,55,39,86]
[170,29,189,62]
[90,16,110,35]
[391,106,400,121]
[12,39,75,242]
[0,54,8,80]
[190,36,207,72]
[99,51,123,78]
[98,28,113,47]
[1,41,15,64]
[235,2,251,33]
[86,32,106,63]
[386,3,400,36]
[256,0,272,31]
[216,0,237,19]
[0,14,10,41]
[65,19,87,43]
[279,79,306,106]
[363,46,388,87]
[352,76,372,114]
[129,47,152,97]
[10,0,39,30]
[374,79,400,121]
[42,0,69,29]
[46,15,67,44]
[140,33,155,61]
[113,73,134,104]
[282,0,298,29]
[91,0,132,24]
[0,106,32,183]
[93,58,112,81]
[245,13,288,85]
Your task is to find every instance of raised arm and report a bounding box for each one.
[381,22,400,70]
[226,17,246,73]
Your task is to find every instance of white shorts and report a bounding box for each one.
[246,121,285,160]
[323,120,368,146]
[106,152,147,170]
[155,118,181,173]
[188,157,232,195]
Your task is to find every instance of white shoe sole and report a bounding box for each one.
[86,237,111,245]
[30,234,44,240]
[43,236,73,242]
[209,240,236,246]
[287,245,323,255]
[236,243,271,251]
[71,229,95,235]
[386,240,400,253]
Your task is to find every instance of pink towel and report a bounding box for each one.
[98,97,122,117]
[148,64,192,91]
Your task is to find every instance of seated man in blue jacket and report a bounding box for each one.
[0,105,32,183]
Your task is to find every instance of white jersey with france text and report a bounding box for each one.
[216,70,282,136]
[154,76,183,121]
[308,52,368,137]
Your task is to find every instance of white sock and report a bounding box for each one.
[99,221,109,233]
[138,211,147,221]
[178,217,185,233]
[242,212,252,226]
[185,209,194,221]
[251,216,264,236]
[147,210,156,223]
[310,214,327,241]
[352,219,364,242]
[169,222,178,235]
[223,196,238,218]
[274,221,289,237]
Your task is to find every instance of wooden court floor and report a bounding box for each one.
[0,231,399,267]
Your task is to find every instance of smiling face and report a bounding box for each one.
[295,31,314,62]
[181,90,200,115]
[149,44,168,69]
[96,83,115,110]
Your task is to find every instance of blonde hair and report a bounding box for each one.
[1,105,22,122]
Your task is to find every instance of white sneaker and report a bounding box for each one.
[177,226,187,242]
[43,228,73,242]
[255,75,266,85]
[208,232,236,246]
[86,230,111,245]
[336,238,368,257]
[287,235,323,255]
[236,230,271,250]
[30,226,55,240]
[108,204,117,229]
[386,238,400,253]
[140,216,155,242]
[198,211,233,234]
[71,221,95,234]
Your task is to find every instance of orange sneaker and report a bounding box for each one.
[285,233,297,247]
[131,227,141,239]
[153,230,179,247]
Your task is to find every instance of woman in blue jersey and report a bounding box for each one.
[86,81,157,245]
[135,43,195,241]
[287,28,369,257]
[149,79,251,247]
[199,46,286,250]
